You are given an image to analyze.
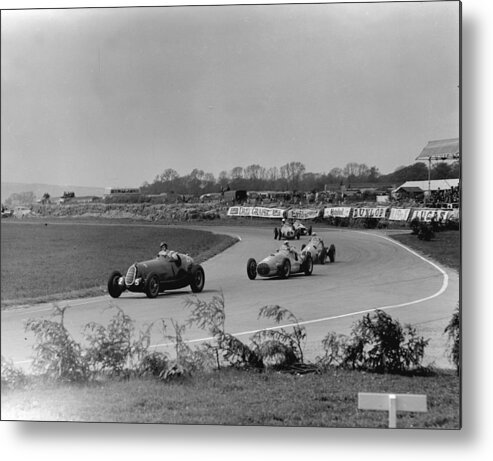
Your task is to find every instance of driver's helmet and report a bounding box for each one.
[160,241,168,249]
[281,240,290,249]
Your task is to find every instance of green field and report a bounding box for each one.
[0,221,238,306]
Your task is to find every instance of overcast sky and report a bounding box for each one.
[1,1,460,188]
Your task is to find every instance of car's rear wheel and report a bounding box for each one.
[274,228,279,240]
[107,271,124,298]
[247,258,257,280]
[190,266,205,293]
[145,273,160,298]
[328,244,336,263]
[320,247,327,265]
[280,259,291,278]
[303,254,313,275]
[308,226,313,236]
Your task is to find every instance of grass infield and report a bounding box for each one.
[1,220,238,307]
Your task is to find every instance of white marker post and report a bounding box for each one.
[358,393,427,428]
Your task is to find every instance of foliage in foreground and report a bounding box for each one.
[444,303,460,375]
[317,310,429,374]
[2,294,457,393]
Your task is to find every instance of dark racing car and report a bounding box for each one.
[107,252,205,299]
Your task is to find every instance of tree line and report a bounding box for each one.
[140,161,460,197]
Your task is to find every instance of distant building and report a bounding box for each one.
[392,179,459,200]
[104,187,140,196]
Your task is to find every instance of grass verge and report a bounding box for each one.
[1,220,238,307]
[1,368,459,428]
[390,230,460,272]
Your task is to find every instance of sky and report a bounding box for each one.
[1,1,460,189]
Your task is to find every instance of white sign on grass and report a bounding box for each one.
[358,392,427,428]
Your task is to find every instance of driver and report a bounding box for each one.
[158,241,179,262]
[281,240,298,259]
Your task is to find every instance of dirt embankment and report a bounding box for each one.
[30,202,225,223]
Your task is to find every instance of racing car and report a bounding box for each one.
[301,233,336,264]
[274,219,312,240]
[246,242,313,279]
[293,220,313,236]
[107,251,205,299]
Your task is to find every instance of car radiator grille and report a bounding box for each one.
[125,265,137,285]
[257,263,270,276]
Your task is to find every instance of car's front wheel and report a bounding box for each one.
[320,247,327,265]
[190,266,205,293]
[145,273,160,298]
[303,254,313,275]
[328,244,336,263]
[247,258,257,280]
[280,259,291,278]
[107,271,124,298]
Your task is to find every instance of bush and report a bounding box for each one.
[1,356,27,390]
[185,294,261,370]
[318,310,429,374]
[251,305,306,368]
[25,305,89,382]
[417,223,435,241]
[83,305,154,378]
[444,303,460,375]
[137,351,169,378]
[158,317,217,380]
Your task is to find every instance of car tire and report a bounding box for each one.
[247,258,257,280]
[308,226,313,236]
[303,254,313,275]
[274,228,279,240]
[190,265,205,293]
[280,259,291,278]
[107,271,124,298]
[328,244,336,263]
[320,247,327,265]
[145,273,160,298]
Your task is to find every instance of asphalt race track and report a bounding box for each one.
[1,225,459,370]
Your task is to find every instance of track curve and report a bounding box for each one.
[1,225,459,369]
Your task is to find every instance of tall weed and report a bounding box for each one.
[25,305,88,382]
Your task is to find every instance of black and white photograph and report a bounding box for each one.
[0,0,461,427]
[0,0,485,456]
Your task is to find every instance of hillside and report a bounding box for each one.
[1,182,106,202]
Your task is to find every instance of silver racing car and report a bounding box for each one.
[301,233,336,264]
[247,242,313,279]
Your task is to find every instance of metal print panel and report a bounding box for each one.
[1,0,461,430]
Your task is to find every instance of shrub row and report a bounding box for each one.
[2,297,460,390]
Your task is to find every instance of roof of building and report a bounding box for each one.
[394,179,460,192]
[416,138,460,161]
